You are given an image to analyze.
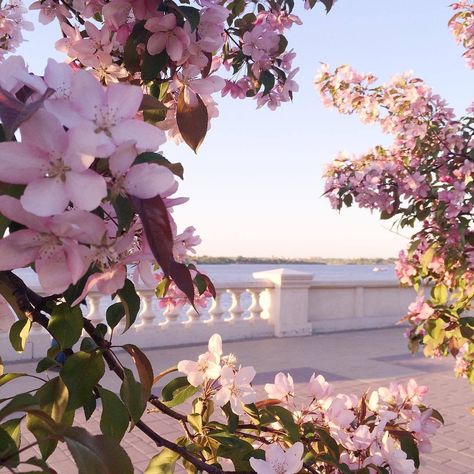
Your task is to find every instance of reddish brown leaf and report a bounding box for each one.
[176,87,208,153]
[131,195,195,303]
[132,195,174,276]
[122,344,154,404]
[0,86,54,139]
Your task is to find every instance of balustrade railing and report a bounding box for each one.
[0,268,413,361]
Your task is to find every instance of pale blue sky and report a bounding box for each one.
[18,1,473,258]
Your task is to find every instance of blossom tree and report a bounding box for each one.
[0,0,443,472]
[318,1,474,383]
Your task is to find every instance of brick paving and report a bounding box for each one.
[3,327,474,473]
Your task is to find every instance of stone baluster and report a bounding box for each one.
[163,304,182,324]
[186,305,200,322]
[85,293,104,326]
[228,289,244,320]
[137,291,156,326]
[247,289,264,319]
[208,291,224,321]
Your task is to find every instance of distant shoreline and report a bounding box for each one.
[194,256,396,265]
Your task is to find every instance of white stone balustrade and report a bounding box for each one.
[0,268,417,361]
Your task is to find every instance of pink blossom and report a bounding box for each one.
[0,109,107,216]
[108,142,175,199]
[215,366,257,415]
[250,442,304,474]
[145,13,190,62]
[265,372,294,401]
[0,196,104,293]
[63,70,166,157]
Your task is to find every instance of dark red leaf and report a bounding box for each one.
[176,87,208,153]
[0,86,54,139]
[169,260,194,305]
[131,195,195,303]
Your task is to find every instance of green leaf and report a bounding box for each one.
[1,417,22,448]
[141,51,168,82]
[122,344,154,405]
[0,373,27,387]
[141,94,168,125]
[27,377,71,460]
[314,428,339,460]
[106,302,126,330]
[265,405,300,442]
[83,392,97,420]
[187,413,202,434]
[145,447,180,474]
[113,195,135,234]
[161,376,198,408]
[260,70,275,96]
[0,394,39,421]
[432,285,448,305]
[98,388,129,441]
[179,6,200,31]
[9,318,32,352]
[36,358,58,373]
[221,401,238,433]
[48,303,83,350]
[116,279,141,333]
[400,435,420,469]
[120,367,145,424]
[63,426,133,474]
[60,351,105,410]
[0,426,19,467]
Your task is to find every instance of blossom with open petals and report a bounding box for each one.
[215,366,256,415]
[250,442,304,474]
[0,109,106,216]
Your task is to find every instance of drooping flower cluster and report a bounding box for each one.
[173,334,442,474]
[316,1,474,384]
[450,1,474,69]
[0,0,32,58]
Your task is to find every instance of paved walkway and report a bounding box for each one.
[4,327,474,473]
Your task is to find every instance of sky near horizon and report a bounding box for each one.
[17,1,473,259]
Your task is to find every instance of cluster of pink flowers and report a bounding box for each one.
[317,2,474,383]
[450,1,474,69]
[176,334,442,474]
[0,57,201,300]
[0,0,32,58]
[27,0,320,132]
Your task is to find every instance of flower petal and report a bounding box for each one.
[112,119,166,152]
[21,179,69,216]
[124,163,175,198]
[0,230,39,270]
[107,83,142,120]
[65,170,107,211]
[0,142,45,184]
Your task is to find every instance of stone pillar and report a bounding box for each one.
[253,269,313,337]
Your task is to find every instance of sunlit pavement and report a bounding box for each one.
[6,327,474,473]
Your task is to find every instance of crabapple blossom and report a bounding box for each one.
[0,0,32,58]
[264,372,294,401]
[145,13,190,62]
[214,365,257,415]
[249,442,304,474]
[62,71,166,157]
[0,109,107,216]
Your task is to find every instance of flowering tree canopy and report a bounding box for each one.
[0,0,446,472]
[319,1,474,383]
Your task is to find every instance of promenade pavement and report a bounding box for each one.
[4,327,474,473]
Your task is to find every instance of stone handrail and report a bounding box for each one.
[0,268,415,361]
